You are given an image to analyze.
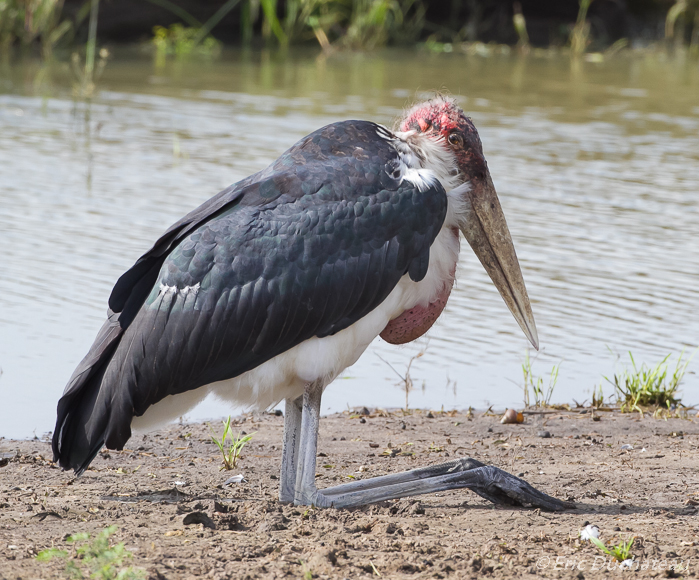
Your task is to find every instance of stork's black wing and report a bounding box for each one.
[54,120,448,473]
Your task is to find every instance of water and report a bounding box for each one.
[1,49,698,439]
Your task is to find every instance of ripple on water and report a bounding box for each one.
[0,54,697,438]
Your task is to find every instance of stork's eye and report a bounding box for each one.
[448,133,462,147]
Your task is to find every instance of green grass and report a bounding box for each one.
[210,416,255,470]
[606,350,695,413]
[521,350,560,408]
[3,0,699,58]
[590,535,635,563]
[36,525,145,580]
[152,23,222,60]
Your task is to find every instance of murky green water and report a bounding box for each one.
[1,49,698,438]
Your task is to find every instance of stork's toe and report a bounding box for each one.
[471,466,571,512]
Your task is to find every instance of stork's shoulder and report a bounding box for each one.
[273,120,398,169]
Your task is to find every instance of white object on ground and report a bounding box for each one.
[580,524,600,541]
[621,444,633,451]
[224,474,247,485]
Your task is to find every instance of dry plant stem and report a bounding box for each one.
[571,0,592,55]
[84,0,99,88]
[376,344,427,411]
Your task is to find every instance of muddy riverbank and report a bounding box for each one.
[1,409,698,579]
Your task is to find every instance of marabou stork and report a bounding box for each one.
[53,97,565,511]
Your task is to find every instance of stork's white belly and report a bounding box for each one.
[131,226,460,433]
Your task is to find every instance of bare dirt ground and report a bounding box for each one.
[1,409,698,579]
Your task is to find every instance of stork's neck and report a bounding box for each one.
[392,129,461,193]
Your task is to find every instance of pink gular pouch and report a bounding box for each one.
[380,231,458,345]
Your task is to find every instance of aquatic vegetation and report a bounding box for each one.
[0,0,72,58]
[606,351,695,413]
[666,0,699,54]
[36,525,145,579]
[3,0,699,58]
[521,350,560,408]
[152,24,222,60]
[210,416,255,470]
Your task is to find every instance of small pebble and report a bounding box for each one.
[359,418,366,424]
[537,430,552,438]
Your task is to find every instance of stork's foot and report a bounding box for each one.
[279,389,569,512]
[464,465,570,512]
[292,458,569,512]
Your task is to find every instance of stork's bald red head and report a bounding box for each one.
[399,97,539,350]
[400,98,487,182]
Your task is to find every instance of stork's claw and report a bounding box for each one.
[468,465,571,512]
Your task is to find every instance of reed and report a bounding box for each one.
[570,0,592,55]
[0,0,72,58]
[666,0,699,55]
[4,0,699,60]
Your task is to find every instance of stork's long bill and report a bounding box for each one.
[399,99,539,349]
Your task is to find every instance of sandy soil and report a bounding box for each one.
[1,408,698,579]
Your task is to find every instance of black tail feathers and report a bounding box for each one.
[52,312,123,475]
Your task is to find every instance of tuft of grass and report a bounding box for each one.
[606,350,695,413]
[590,535,635,563]
[152,23,222,61]
[521,350,560,408]
[36,525,145,579]
[591,383,605,409]
[210,416,255,470]
[0,0,73,58]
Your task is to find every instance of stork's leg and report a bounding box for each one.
[279,396,303,503]
[287,383,568,511]
[293,380,324,506]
